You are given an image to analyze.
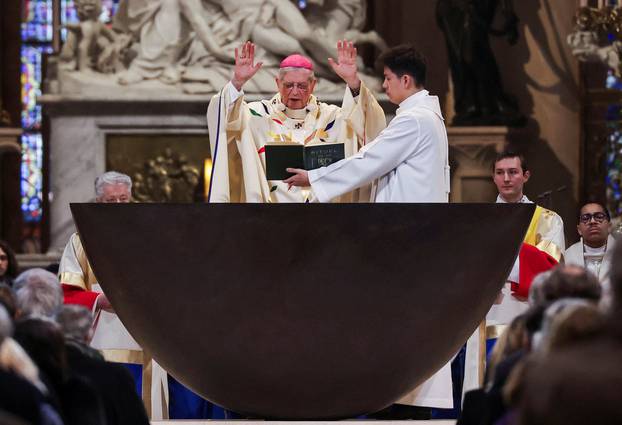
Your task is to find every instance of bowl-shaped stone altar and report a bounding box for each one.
[71,203,534,419]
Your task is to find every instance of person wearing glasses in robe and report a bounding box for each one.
[565,202,616,308]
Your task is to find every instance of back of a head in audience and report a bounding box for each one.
[0,283,17,319]
[609,240,622,315]
[0,304,12,346]
[531,265,601,308]
[486,314,528,385]
[518,337,622,425]
[13,317,67,389]
[56,305,93,344]
[13,268,62,318]
[538,298,605,354]
[527,269,553,306]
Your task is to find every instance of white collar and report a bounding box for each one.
[582,235,614,255]
[284,107,308,120]
[396,89,429,115]
[496,194,532,204]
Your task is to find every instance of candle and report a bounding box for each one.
[204,158,213,201]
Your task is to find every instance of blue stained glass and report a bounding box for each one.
[21,0,53,42]
[61,0,120,40]
[20,133,44,222]
[19,0,121,223]
[20,45,52,130]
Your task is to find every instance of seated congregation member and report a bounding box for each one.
[13,269,88,424]
[516,245,622,425]
[537,298,605,355]
[57,305,150,425]
[14,317,107,425]
[286,44,451,203]
[0,283,17,319]
[460,265,603,425]
[0,240,19,288]
[517,335,622,425]
[289,44,452,417]
[0,304,49,425]
[14,269,64,319]
[207,40,386,203]
[516,271,621,425]
[0,282,47,394]
[529,264,602,311]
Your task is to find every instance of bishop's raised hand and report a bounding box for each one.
[328,40,361,91]
[232,41,264,91]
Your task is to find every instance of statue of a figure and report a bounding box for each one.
[113,0,233,85]
[567,6,622,77]
[303,0,387,53]
[436,0,525,126]
[59,0,121,72]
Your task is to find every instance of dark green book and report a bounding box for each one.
[265,142,345,180]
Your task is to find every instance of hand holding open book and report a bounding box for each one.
[265,142,345,181]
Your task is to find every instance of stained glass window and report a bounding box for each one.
[20,0,120,222]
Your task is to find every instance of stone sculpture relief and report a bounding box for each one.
[567,5,622,77]
[132,147,201,203]
[50,0,387,96]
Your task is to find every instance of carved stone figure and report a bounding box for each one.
[436,0,525,126]
[59,0,120,72]
[568,6,622,77]
[51,0,386,95]
[303,0,387,54]
[113,0,233,85]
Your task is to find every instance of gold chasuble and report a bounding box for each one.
[207,81,386,203]
[59,233,97,292]
[524,205,564,262]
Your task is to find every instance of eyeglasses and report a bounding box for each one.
[579,212,608,224]
[282,82,310,92]
[0,255,7,261]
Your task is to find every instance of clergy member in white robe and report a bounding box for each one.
[565,202,615,310]
[463,152,564,396]
[207,40,386,203]
[286,44,453,411]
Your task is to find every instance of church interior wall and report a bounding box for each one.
[1,0,588,249]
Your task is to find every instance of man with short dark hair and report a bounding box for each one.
[286,44,450,203]
[566,202,614,282]
[287,44,452,415]
[491,150,565,317]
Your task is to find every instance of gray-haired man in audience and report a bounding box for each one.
[14,269,63,319]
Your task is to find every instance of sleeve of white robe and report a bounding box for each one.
[206,82,244,203]
[308,113,419,203]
